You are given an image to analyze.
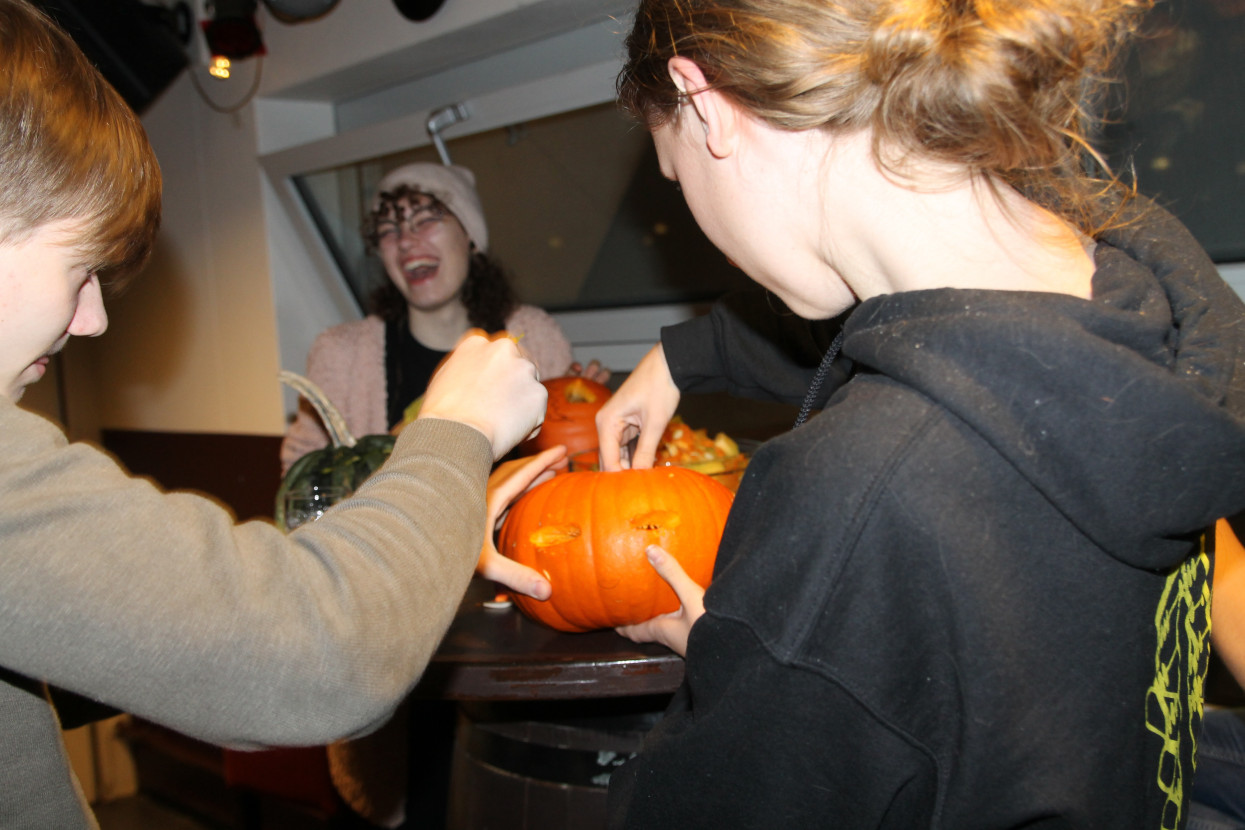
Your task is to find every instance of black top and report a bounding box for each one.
[609,199,1245,829]
[384,317,448,431]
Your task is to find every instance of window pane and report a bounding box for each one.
[294,101,753,313]
[1101,0,1245,262]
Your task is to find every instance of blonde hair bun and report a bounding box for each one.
[619,0,1153,234]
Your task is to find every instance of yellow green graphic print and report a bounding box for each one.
[1145,532,1211,830]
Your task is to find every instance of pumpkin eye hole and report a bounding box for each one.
[563,380,598,404]
[630,510,681,532]
[530,524,582,547]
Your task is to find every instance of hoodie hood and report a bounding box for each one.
[842,201,1245,570]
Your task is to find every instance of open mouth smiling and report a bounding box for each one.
[403,257,439,285]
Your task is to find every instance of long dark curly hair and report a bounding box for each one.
[363,185,518,333]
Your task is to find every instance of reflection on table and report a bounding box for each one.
[413,577,685,701]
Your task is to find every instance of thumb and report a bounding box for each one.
[478,545,552,601]
[646,545,701,606]
[486,446,566,527]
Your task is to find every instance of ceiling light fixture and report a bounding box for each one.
[392,0,448,22]
[201,0,264,61]
[261,0,341,23]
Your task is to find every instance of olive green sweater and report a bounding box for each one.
[0,400,492,828]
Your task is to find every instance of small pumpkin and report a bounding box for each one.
[520,376,612,461]
[498,466,734,632]
[275,371,395,529]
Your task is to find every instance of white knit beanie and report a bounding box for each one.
[372,163,489,252]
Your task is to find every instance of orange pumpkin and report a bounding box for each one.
[498,467,734,632]
[520,376,612,461]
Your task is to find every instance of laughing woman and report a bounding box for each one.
[281,162,602,473]
[595,0,1245,826]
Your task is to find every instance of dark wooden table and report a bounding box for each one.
[403,578,684,829]
[413,577,685,701]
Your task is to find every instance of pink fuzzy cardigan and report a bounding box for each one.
[280,305,572,473]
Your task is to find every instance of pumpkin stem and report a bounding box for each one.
[279,370,358,449]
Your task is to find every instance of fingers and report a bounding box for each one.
[613,546,705,657]
[571,359,612,385]
[486,447,567,526]
[629,428,664,471]
[596,418,637,472]
[645,546,705,617]
[593,343,679,472]
[477,546,552,601]
[420,333,547,460]
[615,610,690,656]
[616,612,674,645]
[477,447,567,598]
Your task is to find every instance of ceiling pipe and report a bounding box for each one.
[427,102,471,166]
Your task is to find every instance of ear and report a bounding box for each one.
[667,56,739,159]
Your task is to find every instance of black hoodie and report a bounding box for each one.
[608,202,1245,829]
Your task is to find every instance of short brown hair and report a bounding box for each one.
[0,0,162,289]
[619,0,1152,235]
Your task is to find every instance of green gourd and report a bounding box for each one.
[274,371,396,529]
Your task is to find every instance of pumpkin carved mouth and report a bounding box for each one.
[631,511,680,532]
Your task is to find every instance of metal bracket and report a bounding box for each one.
[427,102,471,166]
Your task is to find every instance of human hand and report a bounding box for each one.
[476,446,568,600]
[569,359,612,385]
[614,546,705,657]
[595,343,680,471]
[420,331,547,460]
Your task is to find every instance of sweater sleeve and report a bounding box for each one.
[661,288,854,408]
[505,304,574,380]
[0,401,491,749]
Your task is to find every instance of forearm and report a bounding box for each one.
[1214,517,1245,687]
[0,405,491,748]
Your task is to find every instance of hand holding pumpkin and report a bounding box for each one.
[498,466,731,632]
[596,343,681,472]
[475,446,568,600]
[419,331,547,460]
[614,545,706,657]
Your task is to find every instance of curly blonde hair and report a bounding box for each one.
[619,0,1152,235]
[0,0,162,290]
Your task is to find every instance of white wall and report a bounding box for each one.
[88,71,283,434]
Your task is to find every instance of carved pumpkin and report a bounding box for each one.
[498,467,734,632]
[520,376,612,461]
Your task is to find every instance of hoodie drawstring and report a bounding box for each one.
[794,330,844,429]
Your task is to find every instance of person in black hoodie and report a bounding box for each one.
[593,0,1245,826]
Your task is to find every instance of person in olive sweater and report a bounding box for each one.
[594,0,1245,826]
[0,2,559,827]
